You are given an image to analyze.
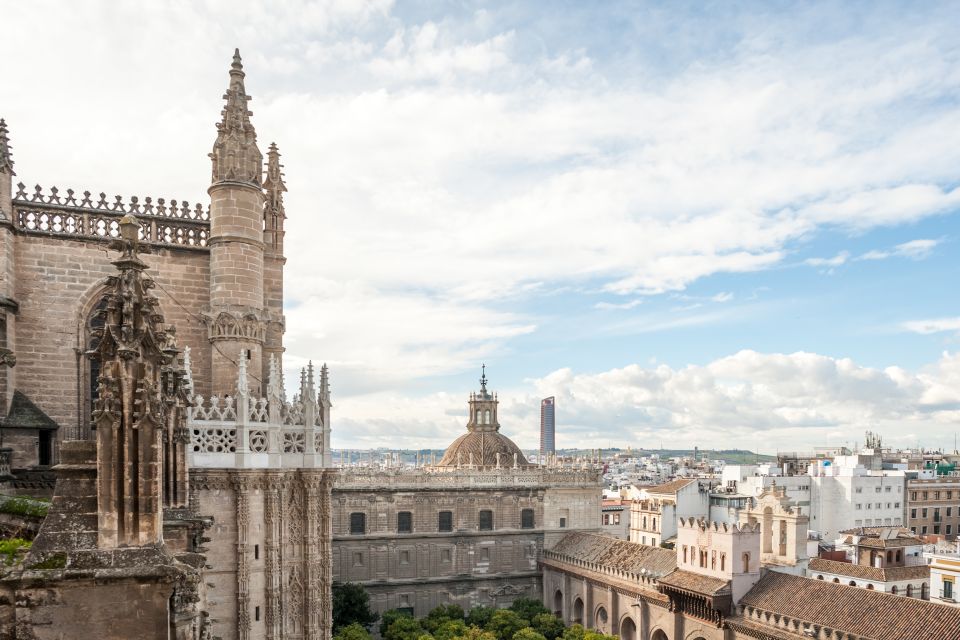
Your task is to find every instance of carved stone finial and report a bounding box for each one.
[236,349,249,397]
[264,142,287,219]
[0,118,13,176]
[210,49,262,187]
[267,353,282,399]
[182,346,194,394]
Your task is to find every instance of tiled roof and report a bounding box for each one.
[4,391,59,430]
[809,558,930,582]
[739,571,960,640]
[857,536,922,549]
[548,531,676,576]
[646,478,698,495]
[657,569,731,596]
[837,526,912,536]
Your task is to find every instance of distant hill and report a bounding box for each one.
[553,448,777,464]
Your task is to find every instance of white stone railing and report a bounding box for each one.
[186,352,331,469]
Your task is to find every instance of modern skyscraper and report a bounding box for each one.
[540,396,556,457]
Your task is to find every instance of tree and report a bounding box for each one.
[384,616,428,640]
[530,614,565,640]
[381,610,415,637]
[433,619,469,640]
[509,598,549,623]
[513,629,547,640]
[466,606,496,629]
[584,632,618,640]
[486,610,528,640]
[423,604,466,633]
[561,624,587,640]
[333,582,379,632]
[334,623,374,640]
[457,627,497,640]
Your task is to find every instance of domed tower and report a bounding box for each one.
[207,49,266,395]
[437,366,530,468]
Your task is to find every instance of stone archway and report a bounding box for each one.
[573,597,584,625]
[554,590,563,617]
[619,617,636,640]
[651,629,669,640]
[595,605,608,633]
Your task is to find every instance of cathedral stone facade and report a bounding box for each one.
[332,373,603,619]
[0,51,334,639]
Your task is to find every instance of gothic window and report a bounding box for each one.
[84,294,109,434]
[438,510,453,532]
[742,552,750,573]
[398,511,412,533]
[521,508,535,529]
[483,409,491,424]
[479,509,493,531]
[682,545,688,564]
[720,552,726,571]
[350,512,366,535]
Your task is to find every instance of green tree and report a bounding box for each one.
[423,604,466,633]
[509,598,549,623]
[512,629,547,640]
[380,610,414,637]
[466,606,496,629]
[561,624,587,640]
[332,582,379,632]
[457,627,497,640]
[584,632,618,640]
[433,619,469,640]
[486,610,528,640]
[334,623,374,640]
[384,616,427,640]
[530,614,565,640]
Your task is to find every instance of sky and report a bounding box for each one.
[3,0,960,454]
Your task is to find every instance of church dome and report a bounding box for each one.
[436,367,530,469]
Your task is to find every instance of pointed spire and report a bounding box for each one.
[264,142,287,218]
[479,363,488,394]
[319,363,330,399]
[210,49,262,187]
[267,353,283,399]
[0,119,13,175]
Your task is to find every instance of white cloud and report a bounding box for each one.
[902,318,960,335]
[329,350,960,452]
[804,251,849,267]
[859,238,942,261]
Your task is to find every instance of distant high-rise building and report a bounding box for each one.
[540,396,556,457]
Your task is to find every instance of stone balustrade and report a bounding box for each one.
[334,465,603,489]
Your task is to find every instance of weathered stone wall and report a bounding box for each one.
[192,468,335,640]
[6,232,210,454]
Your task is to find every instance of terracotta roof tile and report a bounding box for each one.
[740,571,960,640]
[657,569,731,596]
[809,558,930,582]
[646,478,698,495]
[548,531,676,576]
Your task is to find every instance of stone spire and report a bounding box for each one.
[0,119,13,175]
[210,49,262,187]
[264,142,287,224]
[0,119,13,220]
[89,214,178,547]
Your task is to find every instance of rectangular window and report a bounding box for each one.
[934,525,941,534]
[856,504,862,510]
[875,487,882,493]
[885,486,892,493]
[948,507,953,517]
[945,579,954,600]
[441,548,452,563]
[922,525,928,534]
[948,525,953,535]
[398,511,412,533]
[521,508,535,529]
[935,491,941,500]
[254,544,259,560]
[400,550,410,565]
[613,513,620,525]
[560,517,567,528]
[603,514,610,525]
[479,510,494,531]
[923,508,929,518]
[948,491,953,500]
[911,508,917,519]
[438,511,453,532]
[923,491,929,500]
[350,512,366,535]
[352,552,364,566]
[911,491,917,500]
[255,606,260,622]
[856,488,863,494]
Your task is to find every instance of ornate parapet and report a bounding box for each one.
[188,354,332,469]
[334,466,603,491]
[11,183,210,250]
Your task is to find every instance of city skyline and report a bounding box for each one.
[2,1,960,452]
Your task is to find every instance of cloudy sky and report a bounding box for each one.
[4,1,960,453]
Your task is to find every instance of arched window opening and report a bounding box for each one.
[84,294,110,438]
[742,552,751,573]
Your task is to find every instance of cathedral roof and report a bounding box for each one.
[436,367,530,469]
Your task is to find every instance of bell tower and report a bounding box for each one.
[207,49,266,395]
[468,364,499,431]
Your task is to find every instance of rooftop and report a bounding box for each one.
[809,557,930,582]
[548,531,676,576]
[646,477,699,496]
[739,572,960,640]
